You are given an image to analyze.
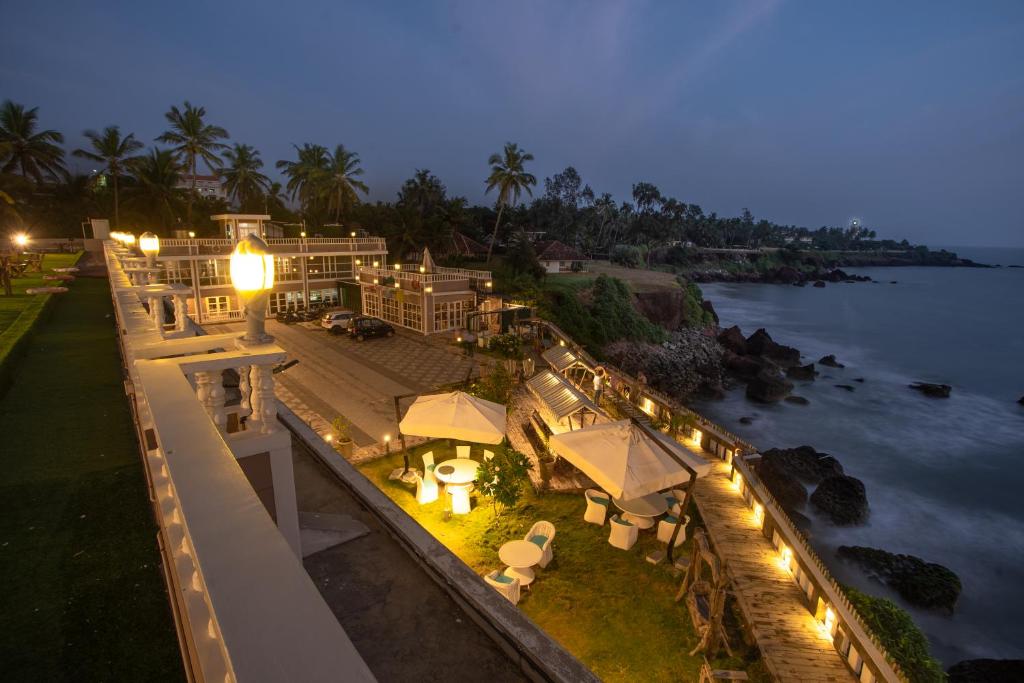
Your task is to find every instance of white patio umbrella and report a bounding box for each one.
[399,391,506,444]
[548,420,711,499]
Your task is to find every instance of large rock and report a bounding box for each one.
[810,475,868,525]
[722,350,763,379]
[948,659,1024,683]
[837,546,962,613]
[745,368,793,403]
[910,382,952,398]
[1018,395,1024,405]
[745,328,801,367]
[785,395,809,406]
[745,328,776,355]
[762,446,843,484]
[717,325,748,355]
[701,300,719,325]
[756,457,808,510]
[819,354,845,368]
[786,363,817,381]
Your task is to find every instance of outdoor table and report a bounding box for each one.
[499,540,543,586]
[612,492,668,529]
[433,458,480,486]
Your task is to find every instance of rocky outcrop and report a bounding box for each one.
[948,659,1024,683]
[835,384,856,392]
[717,325,747,355]
[605,329,724,401]
[785,395,809,405]
[700,300,719,325]
[745,368,793,403]
[910,382,952,398]
[813,280,826,288]
[722,350,762,379]
[746,328,801,367]
[786,363,817,381]
[762,446,843,484]
[837,546,962,613]
[756,457,808,510]
[633,290,688,331]
[819,354,845,368]
[810,475,868,525]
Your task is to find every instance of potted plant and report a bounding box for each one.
[331,416,354,458]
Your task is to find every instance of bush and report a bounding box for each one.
[476,448,534,515]
[844,586,945,683]
[471,362,514,405]
[610,244,643,268]
[488,333,522,359]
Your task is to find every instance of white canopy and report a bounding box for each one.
[548,420,712,499]
[399,391,506,444]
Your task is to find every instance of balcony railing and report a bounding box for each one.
[157,237,387,257]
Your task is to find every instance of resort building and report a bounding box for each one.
[174,173,228,200]
[153,214,388,323]
[356,248,492,335]
[534,239,589,273]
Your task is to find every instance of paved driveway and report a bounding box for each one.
[222,320,479,447]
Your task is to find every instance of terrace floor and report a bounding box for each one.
[356,441,769,683]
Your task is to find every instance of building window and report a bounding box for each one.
[197,259,231,286]
[434,300,468,332]
[363,290,381,319]
[381,294,400,324]
[310,288,339,306]
[204,295,232,317]
[275,257,302,281]
[158,262,192,286]
[307,255,354,280]
[402,300,422,331]
[269,291,305,313]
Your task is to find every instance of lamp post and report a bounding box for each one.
[230,234,275,346]
[139,232,160,284]
[12,232,29,250]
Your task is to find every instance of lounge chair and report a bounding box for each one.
[484,569,521,605]
[456,445,471,459]
[608,514,638,550]
[657,514,691,547]
[525,520,556,568]
[584,488,610,525]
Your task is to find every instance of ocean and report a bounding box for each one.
[692,246,1024,666]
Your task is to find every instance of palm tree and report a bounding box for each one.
[0,101,66,183]
[72,126,143,228]
[220,143,270,209]
[323,144,368,223]
[263,181,287,217]
[125,148,183,230]
[484,142,536,262]
[156,101,229,228]
[276,143,331,220]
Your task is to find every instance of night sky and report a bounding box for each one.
[2,1,1022,246]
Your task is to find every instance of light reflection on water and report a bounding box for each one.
[692,250,1024,664]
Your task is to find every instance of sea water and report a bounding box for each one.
[692,247,1024,665]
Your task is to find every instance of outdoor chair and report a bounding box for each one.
[415,473,438,505]
[484,569,521,605]
[422,451,436,473]
[584,488,610,525]
[483,449,495,461]
[608,515,638,550]
[657,514,691,547]
[457,445,471,459]
[666,489,687,517]
[525,520,556,568]
[449,485,472,515]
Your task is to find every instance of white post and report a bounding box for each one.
[196,371,226,430]
[247,364,277,434]
[269,445,301,557]
[173,295,188,332]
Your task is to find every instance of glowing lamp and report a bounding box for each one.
[188,231,196,238]
[425,286,433,293]
[300,231,306,238]
[139,232,160,256]
[485,281,493,288]
[559,339,566,347]
[778,544,793,571]
[394,264,401,271]
[732,471,744,491]
[230,235,275,345]
[351,231,356,237]
[324,434,333,443]
[123,233,136,246]
[12,232,29,249]
[373,261,379,267]
[355,259,362,266]
[419,265,425,273]
[822,607,836,640]
[753,502,765,526]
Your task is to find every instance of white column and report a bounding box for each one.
[173,295,188,331]
[269,445,301,557]
[195,371,226,430]
[152,295,166,330]
[237,365,252,419]
[247,364,277,434]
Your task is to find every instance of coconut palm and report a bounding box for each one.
[125,148,183,230]
[276,143,331,219]
[0,101,66,183]
[323,144,368,223]
[263,181,287,217]
[484,142,536,262]
[156,101,229,227]
[220,143,270,209]
[72,126,143,228]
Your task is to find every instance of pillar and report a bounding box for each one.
[196,371,226,430]
[269,445,301,557]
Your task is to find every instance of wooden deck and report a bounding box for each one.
[693,458,855,682]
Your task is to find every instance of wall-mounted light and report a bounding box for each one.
[351,231,356,237]
[373,260,379,267]
[300,231,306,238]
[188,231,196,238]
[425,286,433,293]
[419,265,425,273]
[485,281,493,288]
[394,264,401,271]
[778,544,792,572]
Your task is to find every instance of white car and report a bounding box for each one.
[321,310,355,332]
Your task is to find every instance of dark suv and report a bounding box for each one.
[348,316,395,341]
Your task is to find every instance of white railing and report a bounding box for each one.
[359,265,491,285]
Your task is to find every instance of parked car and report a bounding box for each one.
[348,316,395,341]
[321,310,355,333]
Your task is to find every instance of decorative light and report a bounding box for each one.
[485,281,493,288]
[559,339,566,347]
[123,233,136,246]
[188,230,196,238]
[300,231,306,238]
[373,278,379,284]
[419,265,425,273]
[324,434,333,443]
[778,544,792,571]
[351,231,356,237]
[394,281,400,289]
[821,606,836,640]
[425,286,433,293]
[355,259,362,266]
[753,502,765,526]
[139,232,160,257]
[12,232,29,248]
[230,235,275,345]
[394,264,401,271]
[692,428,703,444]
[373,260,379,267]
[732,470,744,491]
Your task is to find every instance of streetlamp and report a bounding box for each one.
[230,234,275,346]
[139,232,160,268]
[12,232,30,250]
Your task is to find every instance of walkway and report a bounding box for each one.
[693,458,854,682]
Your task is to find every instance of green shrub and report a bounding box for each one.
[610,244,643,268]
[844,586,945,683]
[476,448,534,515]
[488,333,522,359]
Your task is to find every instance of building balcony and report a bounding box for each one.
[157,237,388,258]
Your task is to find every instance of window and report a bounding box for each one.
[204,295,232,317]
[402,300,422,331]
[275,257,302,281]
[381,294,400,324]
[158,262,192,286]
[197,259,231,286]
[307,255,354,280]
[269,291,305,313]
[434,300,468,332]
[363,290,381,319]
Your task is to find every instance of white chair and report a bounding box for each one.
[456,445,471,459]
[665,489,687,517]
[421,451,438,488]
[608,515,638,550]
[483,449,495,461]
[450,485,471,515]
[657,514,691,547]
[584,489,610,525]
[524,520,556,568]
[415,473,438,504]
[484,569,521,605]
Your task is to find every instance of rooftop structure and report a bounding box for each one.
[534,240,589,273]
[176,173,228,200]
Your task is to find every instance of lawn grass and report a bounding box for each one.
[0,252,83,364]
[358,442,767,683]
[0,277,184,681]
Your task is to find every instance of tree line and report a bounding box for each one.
[2,98,918,260]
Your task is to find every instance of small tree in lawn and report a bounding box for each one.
[477,448,534,517]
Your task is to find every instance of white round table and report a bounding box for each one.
[612,492,668,529]
[433,458,480,486]
[499,540,543,586]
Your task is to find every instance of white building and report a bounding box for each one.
[176,173,228,200]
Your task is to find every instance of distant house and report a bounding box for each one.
[449,232,489,259]
[175,174,228,200]
[534,240,589,273]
